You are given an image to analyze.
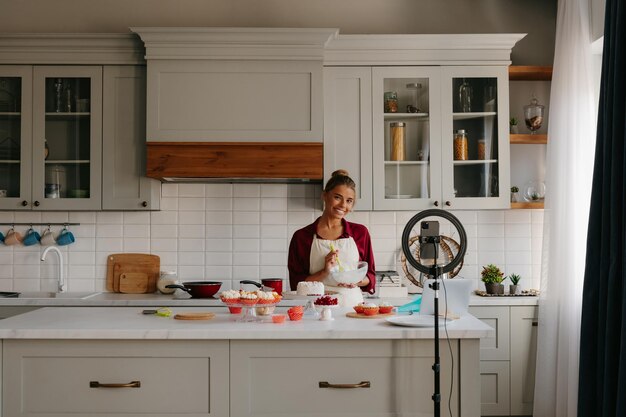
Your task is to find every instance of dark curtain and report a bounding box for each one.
[578,0,626,416]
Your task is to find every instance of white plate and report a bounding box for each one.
[386,314,453,327]
[386,194,415,199]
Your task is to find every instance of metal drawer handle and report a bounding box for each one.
[319,381,370,389]
[90,380,141,388]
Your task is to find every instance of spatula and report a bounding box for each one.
[329,243,345,272]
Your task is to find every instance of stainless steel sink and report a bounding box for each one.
[16,291,100,299]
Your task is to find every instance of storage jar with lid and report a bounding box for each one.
[384,91,398,113]
[453,130,468,161]
[390,122,406,161]
[157,271,178,294]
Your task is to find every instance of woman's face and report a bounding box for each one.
[322,185,355,219]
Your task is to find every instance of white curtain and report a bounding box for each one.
[533,0,597,415]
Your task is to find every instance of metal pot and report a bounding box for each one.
[240,279,283,295]
[166,281,222,298]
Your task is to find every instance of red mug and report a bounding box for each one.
[261,278,283,295]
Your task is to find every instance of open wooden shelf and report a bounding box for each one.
[511,202,544,209]
[508,66,553,81]
[510,134,548,144]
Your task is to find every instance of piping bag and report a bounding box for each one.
[396,295,423,313]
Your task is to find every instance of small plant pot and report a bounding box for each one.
[510,125,519,134]
[509,285,518,295]
[485,283,505,295]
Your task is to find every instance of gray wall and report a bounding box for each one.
[1,0,556,65]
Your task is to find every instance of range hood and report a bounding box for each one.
[146,142,323,183]
[132,27,337,183]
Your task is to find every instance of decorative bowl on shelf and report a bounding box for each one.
[523,181,546,202]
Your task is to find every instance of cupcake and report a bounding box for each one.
[239,291,258,305]
[288,306,304,321]
[362,303,379,316]
[378,302,394,314]
[353,303,365,314]
[220,290,241,305]
[256,290,276,304]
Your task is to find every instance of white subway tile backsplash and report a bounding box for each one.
[178,224,205,239]
[205,184,233,197]
[261,184,288,198]
[234,184,260,198]
[478,211,504,224]
[179,197,205,211]
[233,211,260,225]
[96,212,123,224]
[13,278,40,291]
[206,238,232,252]
[161,183,178,197]
[123,238,151,252]
[178,211,205,225]
[370,211,396,225]
[260,266,287,278]
[233,238,260,252]
[123,212,150,225]
[261,198,288,211]
[260,225,287,239]
[96,224,123,238]
[206,211,233,225]
[0,184,543,294]
[233,225,260,239]
[178,184,205,198]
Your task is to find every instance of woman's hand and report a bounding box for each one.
[323,248,338,274]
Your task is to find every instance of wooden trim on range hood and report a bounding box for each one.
[146,142,323,182]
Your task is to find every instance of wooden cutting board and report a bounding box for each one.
[174,312,215,321]
[106,254,159,293]
[119,272,149,294]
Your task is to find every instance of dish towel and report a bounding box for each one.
[397,295,422,313]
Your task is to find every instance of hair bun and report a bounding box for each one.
[331,169,350,177]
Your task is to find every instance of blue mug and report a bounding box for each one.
[0,231,4,243]
[22,228,42,246]
[56,227,75,246]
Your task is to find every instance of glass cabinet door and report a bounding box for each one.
[32,66,102,210]
[441,66,510,209]
[372,67,442,210]
[0,66,32,210]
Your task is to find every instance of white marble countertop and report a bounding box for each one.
[0,292,538,307]
[0,306,493,340]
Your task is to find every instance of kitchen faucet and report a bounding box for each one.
[41,246,65,292]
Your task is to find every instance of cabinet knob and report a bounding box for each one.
[445,201,451,207]
[33,201,40,207]
[141,201,148,207]
[433,201,439,207]
[21,200,28,207]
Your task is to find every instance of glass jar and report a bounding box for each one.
[454,130,468,161]
[390,122,406,161]
[405,83,422,113]
[477,139,487,160]
[524,97,545,134]
[157,270,178,294]
[384,91,398,113]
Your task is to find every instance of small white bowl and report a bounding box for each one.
[330,261,368,285]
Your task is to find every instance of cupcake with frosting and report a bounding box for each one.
[220,290,241,305]
[362,303,379,316]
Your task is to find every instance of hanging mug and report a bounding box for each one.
[40,226,56,246]
[3,227,23,246]
[55,226,75,246]
[0,231,4,243]
[22,227,42,246]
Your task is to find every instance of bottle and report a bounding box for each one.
[458,79,472,112]
[384,91,398,113]
[477,139,487,160]
[454,130,468,160]
[405,83,422,113]
[157,271,178,294]
[390,122,406,161]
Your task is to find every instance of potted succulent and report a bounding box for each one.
[510,117,519,134]
[511,186,520,203]
[481,264,505,295]
[508,274,521,295]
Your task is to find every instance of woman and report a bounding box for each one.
[288,169,376,307]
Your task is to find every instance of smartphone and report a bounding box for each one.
[420,220,440,263]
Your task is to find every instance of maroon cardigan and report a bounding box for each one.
[287,217,376,294]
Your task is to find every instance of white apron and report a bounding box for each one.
[310,235,364,307]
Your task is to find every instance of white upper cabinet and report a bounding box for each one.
[323,33,523,211]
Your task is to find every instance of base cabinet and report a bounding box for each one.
[470,305,538,416]
[230,339,479,417]
[2,340,229,417]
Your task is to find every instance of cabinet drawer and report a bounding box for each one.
[231,340,459,417]
[3,340,229,417]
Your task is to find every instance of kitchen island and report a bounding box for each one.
[0,306,491,417]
